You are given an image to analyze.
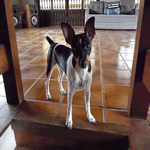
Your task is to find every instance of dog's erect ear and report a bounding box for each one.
[84,17,95,39]
[61,22,75,45]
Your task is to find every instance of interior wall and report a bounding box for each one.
[12,0,35,10]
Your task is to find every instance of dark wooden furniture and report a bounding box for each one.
[0,0,24,136]
[128,0,150,119]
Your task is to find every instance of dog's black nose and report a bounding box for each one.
[80,60,87,68]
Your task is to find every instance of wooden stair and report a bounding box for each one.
[12,100,130,150]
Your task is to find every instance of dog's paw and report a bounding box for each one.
[47,95,52,100]
[88,116,96,124]
[65,119,73,129]
[61,89,66,95]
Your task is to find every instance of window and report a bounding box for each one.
[40,0,96,10]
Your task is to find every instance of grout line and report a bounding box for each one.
[53,85,67,116]
[20,51,44,70]
[19,30,61,70]
[98,30,107,123]
[107,30,132,73]
[25,99,128,112]
[24,70,46,96]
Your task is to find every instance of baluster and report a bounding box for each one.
[53,0,55,9]
[71,0,73,9]
[45,0,47,9]
[58,0,60,9]
[78,0,80,9]
[50,0,51,9]
[46,0,48,9]
[47,0,49,9]
[43,0,44,9]
[69,0,71,9]
[56,0,58,9]
[40,0,42,9]
[73,0,75,9]
[61,0,63,9]
[60,0,61,9]
[64,0,65,9]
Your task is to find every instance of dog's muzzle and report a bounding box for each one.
[79,59,87,69]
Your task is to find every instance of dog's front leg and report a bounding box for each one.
[66,89,74,129]
[85,88,96,124]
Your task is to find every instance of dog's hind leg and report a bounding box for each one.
[45,55,56,100]
[57,66,66,95]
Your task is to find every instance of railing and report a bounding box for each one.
[40,0,96,10]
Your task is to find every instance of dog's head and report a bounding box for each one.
[61,17,95,69]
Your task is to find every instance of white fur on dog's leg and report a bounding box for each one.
[85,89,96,124]
[45,79,52,100]
[58,68,66,95]
[88,114,96,124]
[65,117,73,129]
[66,92,74,129]
[61,89,66,95]
[47,94,52,100]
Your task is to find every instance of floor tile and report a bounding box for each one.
[0,126,16,150]
[102,60,129,70]
[57,104,103,122]
[104,84,130,109]
[119,47,135,54]
[22,78,36,93]
[91,47,99,53]
[18,50,26,55]
[126,61,133,70]
[121,54,134,61]
[21,64,46,78]
[106,109,130,125]
[101,53,123,61]
[90,59,100,68]
[0,82,6,96]
[29,56,47,66]
[0,97,6,109]
[22,49,43,57]
[92,68,101,83]
[0,75,3,83]
[100,48,118,55]
[41,65,67,80]
[62,83,103,107]
[25,100,58,115]
[103,69,131,85]
[18,44,34,50]
[25,79,67,102]
[19,55,35,66]
[90,52,100,59]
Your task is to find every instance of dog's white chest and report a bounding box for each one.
[70,69,89,91]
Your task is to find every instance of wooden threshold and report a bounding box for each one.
[12,100,129,149]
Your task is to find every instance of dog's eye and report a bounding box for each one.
[85,45,90,49]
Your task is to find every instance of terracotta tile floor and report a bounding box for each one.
[1,27,150,149]
[11,26,138,126]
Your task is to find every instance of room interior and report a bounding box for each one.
[0,0,150,149]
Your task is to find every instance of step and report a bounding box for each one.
[12,100,129,150]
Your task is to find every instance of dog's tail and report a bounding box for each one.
[46,36,54,45]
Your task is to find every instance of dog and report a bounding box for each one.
[45,17,96,129]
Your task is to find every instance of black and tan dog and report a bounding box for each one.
[45,17,96,129]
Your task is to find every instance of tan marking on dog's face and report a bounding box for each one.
[74,55,90,68]
[86,55,90,67]
[75,57,80,68]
